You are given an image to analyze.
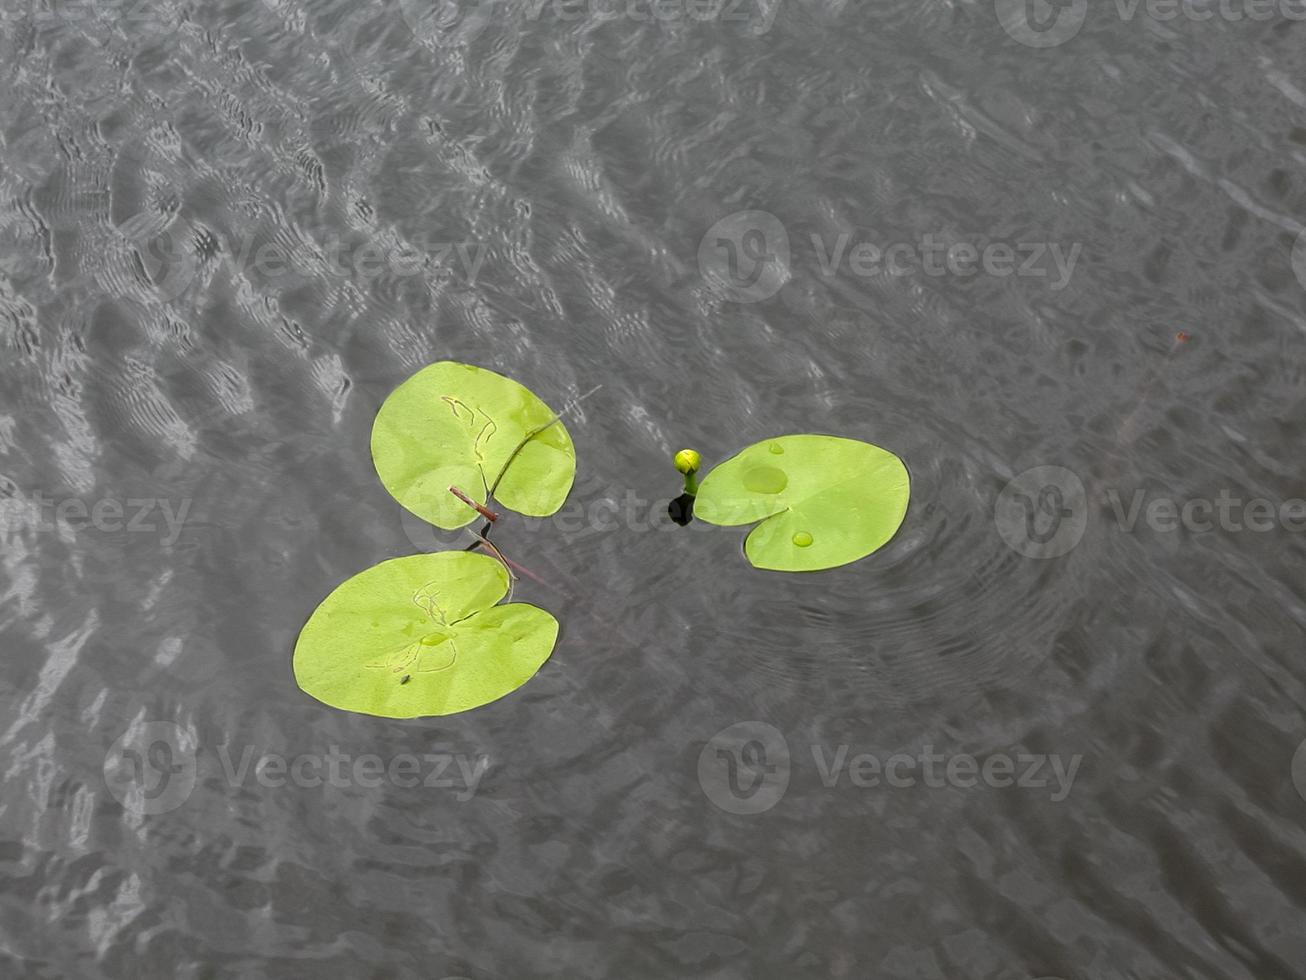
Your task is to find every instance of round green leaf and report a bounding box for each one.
[694,434,910,572]
[371,362,576,530]
[293,552,559,718]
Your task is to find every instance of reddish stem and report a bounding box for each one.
[448,486,499,523]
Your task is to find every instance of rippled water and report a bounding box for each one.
[3,0,1306,976]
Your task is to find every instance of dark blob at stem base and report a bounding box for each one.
[668,493,695,527]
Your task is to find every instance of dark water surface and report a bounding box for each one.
[3,0,1306,976]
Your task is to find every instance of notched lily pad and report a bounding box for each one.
[293,551,558,718]
[693,434,910,572]
[371,361,576,530]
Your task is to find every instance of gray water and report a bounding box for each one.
[3,0,1306,977]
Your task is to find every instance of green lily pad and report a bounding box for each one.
[693,434,910,572]
[293,551,558,718]
[372,361,576,530]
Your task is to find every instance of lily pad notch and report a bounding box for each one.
[692,434,910,572]
[294,552,559,719]
[371,361,578,530]
[294,361,913,721]
[294,362,581,718]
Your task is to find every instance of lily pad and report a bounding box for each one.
[372,361,576,530]
[293,551,558,718]
[693,434,909,572]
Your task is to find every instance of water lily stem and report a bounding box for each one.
[486,384,602,499]
[454,385,602,595]
[464,529,552,591]
[674,449,701,496]
[448,485,499,523]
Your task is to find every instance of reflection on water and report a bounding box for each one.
[1,0,1305,975]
